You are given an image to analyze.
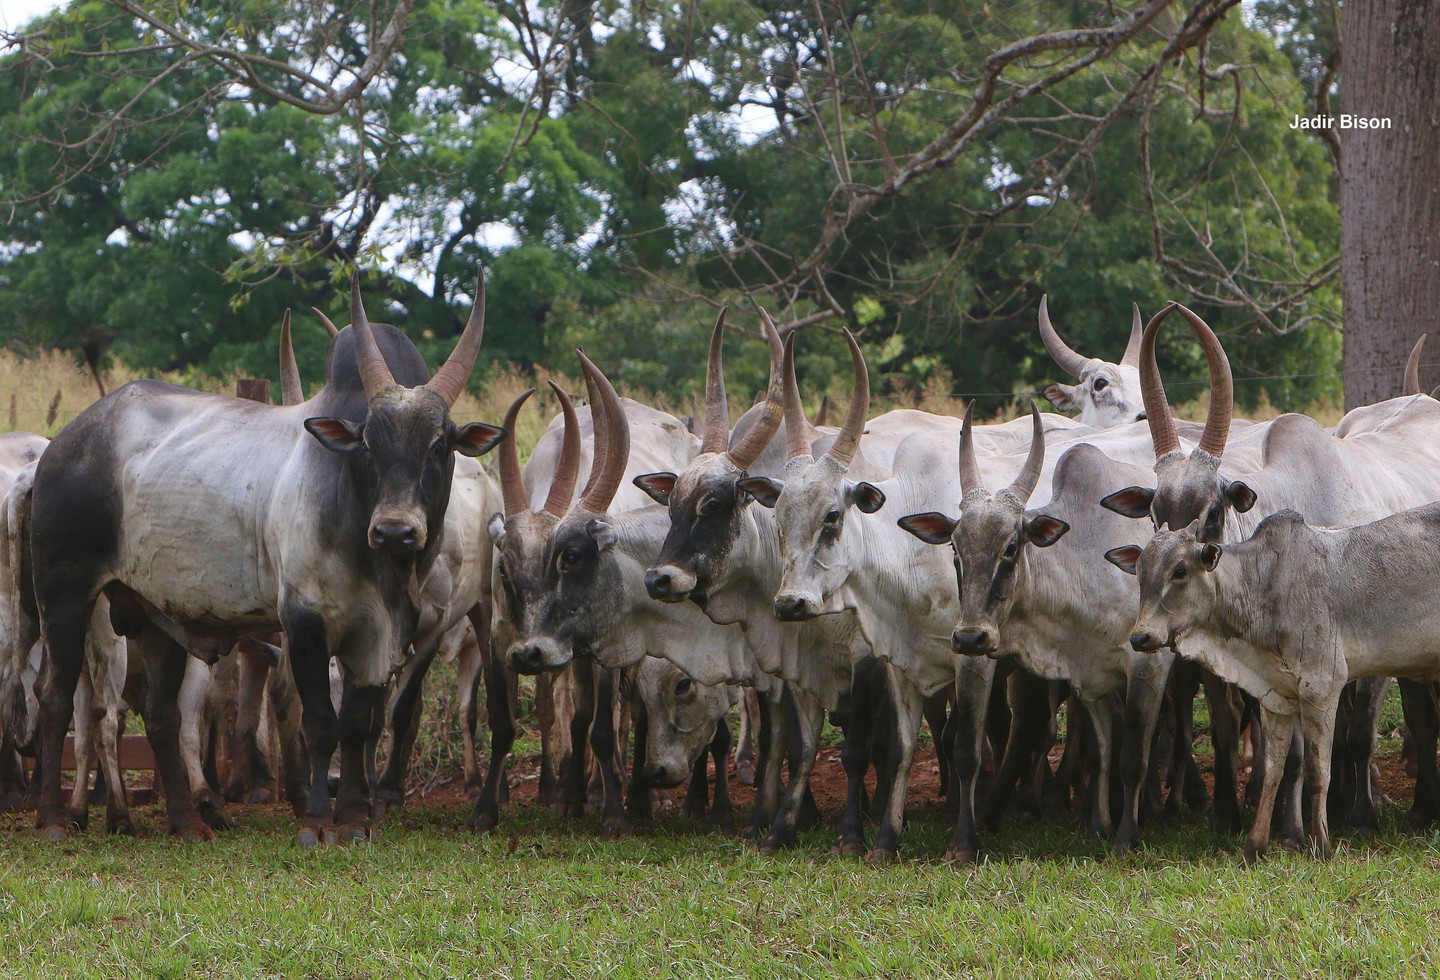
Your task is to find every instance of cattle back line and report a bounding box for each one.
[3,285,1438,868]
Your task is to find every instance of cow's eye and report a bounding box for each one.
[824,509,841,525]
[497,562,509,581]
[558,548,584,572]
[1003,541,1018,560]
[675,678,693,697]
[431,437,447,458]
[1170,565,1187,582]
[1093,378,1108,391]
[699,498,723,517]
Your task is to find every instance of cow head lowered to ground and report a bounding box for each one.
[1038,295,1147,427]
[638,309,785,605]
[895,403,1068,656]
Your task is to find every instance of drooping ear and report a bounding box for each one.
[633,472,678,506]
[896,512,956,545]
[586,518,618,551]
[1199,543,1223,571]
[737,476,784,508]
[305,417,364,453]
[1043,382,1078,412]
[1100,485,1154,519]
[1224,480,1256,514]
[487,512,507,547]
[454,421,506,457]
[848,481,886,514]
[1025,515,1070,547]
[1104,545,1142,575]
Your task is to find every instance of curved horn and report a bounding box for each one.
[725,308,785,469]
[576,351,630,514]
[700,308,730,454]
[426,272,486,407]
[814,395,830,428]
[782,332,813,460]
[1406,334,1428,395]
[349,274,396,398]
[542,380,581,516]
[825,329,869,468]
[1171,304,1232,458]
[278,309,303,406]
[1038,295,1089,379]
[1007,402,1045,504]
[312,307,340,339]
[1120,303,1144,368]
[958,402,983,497]
[1139,303,1181,458]
[579,347,610,501]
[499,388,536,518]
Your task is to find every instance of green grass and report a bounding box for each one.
[5,798,1440,977]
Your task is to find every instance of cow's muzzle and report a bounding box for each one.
[642,762,688,789]
[1129,630,1166,653]
[370,518,425,553]
[773,592,820,622]
[645,565,696,603]
[951,626,998,657]
[507,637,571,674]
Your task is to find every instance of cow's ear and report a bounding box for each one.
[586,518,618,551]
[633,472,678,506]
[737,476,783,508]
[1105,545,1142,575]
[896,512,956,545]
[454,422,506,457]
[1199,543,1223,571]
[1100,485,1154,519]
[1224,480,1256,514]
[487,513,507,547]
[849,481,886,514]
[1043,382,1078,412]
[305,417,364,453]
[1025,515,1069,547]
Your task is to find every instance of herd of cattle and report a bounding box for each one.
[3,274,1440,867]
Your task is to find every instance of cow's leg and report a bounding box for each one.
[560,666,596,820]
[591,669,628,837]
[457,612,488,799]
[266,644,310,817]
[534,669,562,806]
[34,597,94,837]
[178,658,230,830]
[868,667,922,864]
[1114,653,1172,855]
[761,686,824,854]
[284,612,340,845]
[708,720,734,828]
[469,642,515,833]
[923,691,952,799]
[131,631,212,841]
[234,645,277,804]
[0,734,25,812]
[734,688,760,786]
[1399,679,1440,826]
[1275,728,1305,849]
[1080,697,1115,841]
[375,639,439,812]
[836,662,882,856]
[65,666,96,830]
[1300,698,1339,860]
[1201,670,1242,833]
[1339,676,1388,835]
[747,691,785,840]
[947,656,996,864]
[332,677,385,842]
[93,682,132,835]
[984,668,1050,830]
[1161,660,1203,817]
[1245,706,1296,867]
[625,692,653,824]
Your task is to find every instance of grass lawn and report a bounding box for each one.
[4,792,1440,978]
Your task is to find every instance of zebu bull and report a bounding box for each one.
[1038,296,1148,426]
[28,276,504,843]
[629,657,735,826]
[1108,506,1440,862]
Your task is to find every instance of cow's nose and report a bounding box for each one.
[1130,632,1163,653]
[952,626,996,656]
[508,644,545,675]
[774,595,811,621]
[371,522,418,552]
[645,569,681,601]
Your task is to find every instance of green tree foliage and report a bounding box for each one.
[0,0,1340,410]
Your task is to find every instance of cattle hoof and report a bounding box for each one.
[369,800,389,822]
[39,823,72,841]
[65,808,89,832]
[739,826,760,841]
[322,826,340,846]
[108,817,136,836]
[337,823,372,844]
[944,848,978,866]
[1241,843,1265,868]
[245,788,275,805]
[709,810,735,831]
[297,827,321,849]
[197,802,232,832]
[735,761,756,787]
[863,847,897,866]
[173,822,214,843]
[560,802,585,820]
[601,817,629,839]
[833,840,867,858]
[467,808,499,835]
[757,834,792,856]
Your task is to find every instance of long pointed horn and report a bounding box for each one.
[349,274,396,398]
[1171,304,1232,458]
[499,388,536,518]
[700,308,730,454]
[576,352,630,513]
[958,402,983,496]
[825,329,869,467]
[1038,295,1089,379]
[725,309,785,469]
[1007,402,1045,504]
[313,308,340,339]
[279,310,303,406]
[426,272,486,407]
[1139,303,1181,458]
[782,332,813,460]
[1406,334,1428,395]
[579,347,610,501]
[1120,303,1144,368]
[542,381,581,516]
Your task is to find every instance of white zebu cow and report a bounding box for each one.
[1038,295,1148,427]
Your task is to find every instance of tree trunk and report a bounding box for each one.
[1340,0,1440,408]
